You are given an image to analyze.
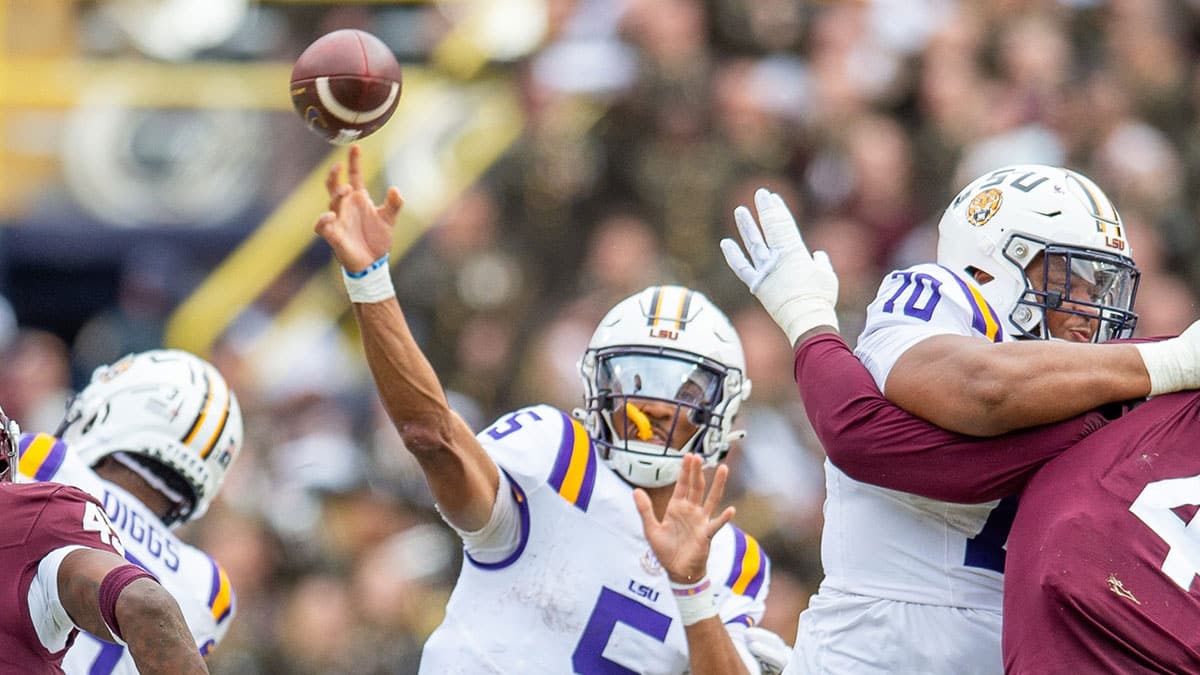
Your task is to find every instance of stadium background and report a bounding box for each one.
[3,0,1200,672]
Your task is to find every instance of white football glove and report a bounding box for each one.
[721,188,839,345]
[744,626,791,675]
[1134,319,1200,396]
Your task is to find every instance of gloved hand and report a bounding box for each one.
[720,188,839,345]
[1135,319,1200,396]
[744,626,791,675]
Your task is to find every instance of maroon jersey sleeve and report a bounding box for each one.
[1004,390,1200,672]
[0,483,123,673]
[794,332,1109,503]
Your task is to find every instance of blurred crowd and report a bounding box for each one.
[6,0,1200,672]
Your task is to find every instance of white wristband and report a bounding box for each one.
[1135,339,1192,397]
[342,254,395,303]
[776,296,840,346]
[670,577,718,626]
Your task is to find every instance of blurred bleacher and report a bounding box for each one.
[4,1,1200,672]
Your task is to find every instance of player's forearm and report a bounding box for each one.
[685,618,752,675]
[352,300,498,529]
[353,299,453,433]
[117,579,208,675]
[794,332,1109,502]
[886,337,1149,436]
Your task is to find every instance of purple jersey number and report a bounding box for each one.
[485,409,545,440]
[85,637,123,675]
[573,587,672,674]
[964,495,1018,573]
[882,271,944,322]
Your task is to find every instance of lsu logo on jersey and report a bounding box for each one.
[967,188,1003,227]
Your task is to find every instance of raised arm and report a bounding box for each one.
[633,456,754,675]
[58,548,207,675]
[313,145,499,531]
[795,329,1107,502]
[724,187,1200,437]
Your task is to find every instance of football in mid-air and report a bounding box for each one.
[289,29,403,145]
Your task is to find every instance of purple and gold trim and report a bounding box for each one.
[725,614,756,628]
[645,286,695,331]
[467,468,531,570]
[546,412,597,511]
[18,433,67,482]
[207,559,234,624]
[725,527,767,598]
[939,266,1003,343]
[182,367,233,460]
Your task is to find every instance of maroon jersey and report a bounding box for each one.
[1004,390,1200,673]
[795,332,1107,502]
[0,482,124,673]
[794,332,1200,671]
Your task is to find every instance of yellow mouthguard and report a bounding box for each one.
[624,402,655,441]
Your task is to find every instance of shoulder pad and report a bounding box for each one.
[203,556,235,627]
[709,523,769,600]
[478,405,601,511]
[865,264,1004,343]
[17,433,69,482]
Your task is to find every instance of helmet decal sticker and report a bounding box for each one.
[967,188,1004,227]
[645,286,695,339]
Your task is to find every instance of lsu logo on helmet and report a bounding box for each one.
[967,188,1004,227]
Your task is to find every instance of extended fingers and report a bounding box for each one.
[633,488,658,529]
[733,205,769,261]
[348,144,365,191]
[687,455,704,504]
[325,162,343,198]
[325,160,349,212]
[313,210,338,237]
[755,189,807,253]
[377,186,404,223]
[702,464,729,516]
[720,238,757,289]
[707,505,736,539]
[329,184,350,212]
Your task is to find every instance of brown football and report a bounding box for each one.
[289,29,403,145]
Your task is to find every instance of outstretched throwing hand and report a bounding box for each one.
[314,144,405,274]
[634,454,735,584]
[720,188,840,345]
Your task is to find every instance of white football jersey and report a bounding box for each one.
[420,404,769,674]
[18,433,234,675]
[794,264,1013,674]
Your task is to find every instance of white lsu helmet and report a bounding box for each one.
[577,286,751,488]
[58,349,243,526]
[937,164,1140,342]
